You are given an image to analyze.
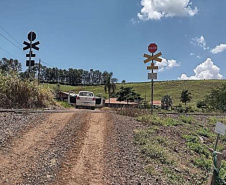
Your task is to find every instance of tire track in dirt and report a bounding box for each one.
[0,112,75,185]
[55,112,108,185]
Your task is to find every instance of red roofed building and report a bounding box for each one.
[105,98,138,107]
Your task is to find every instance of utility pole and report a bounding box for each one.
[38,59,41,85]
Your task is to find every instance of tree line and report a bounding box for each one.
[0,58,117,86]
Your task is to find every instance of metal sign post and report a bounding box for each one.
[143,43,162,114]
[214,122,226,150]
[207,122,226,185]
[151,53,154,114]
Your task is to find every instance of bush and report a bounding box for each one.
[197,100,207,108]
[180,115,194,124]
[0,71,55,108]
[192,155,212,171]
[205,84,226,112]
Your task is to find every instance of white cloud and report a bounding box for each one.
[190,53,194,56]
[137,0,198,21]
[191,35,209,50]
[130,18,139,24]
[211,44,226,54]
[178,58,223,80]
[158,58,180,72]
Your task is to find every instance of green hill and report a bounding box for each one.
[48,80,226,107]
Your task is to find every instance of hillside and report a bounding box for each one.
[48,80,226,107]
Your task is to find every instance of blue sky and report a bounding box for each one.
[0,0,226,82]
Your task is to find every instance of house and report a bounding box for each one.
[151,100,161,107]
[56,91,77,103]
[104,98,138,108]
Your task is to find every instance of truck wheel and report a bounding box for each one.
[91,107,95,110]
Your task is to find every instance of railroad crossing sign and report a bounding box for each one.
[148,43,157,53]
[147,65,158,70]
[23,41,40,51]
[148,73,157,80]
[23,31,40,68]
[26,60,35,66]
[28,31,36,41]
[143,52,162,63]
[26,51,35,58]
[142,42,162,115]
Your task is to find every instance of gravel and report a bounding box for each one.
[103,112,164,185]
[19,111,88,185]
[0,110,164,185]
[0,112,47,148]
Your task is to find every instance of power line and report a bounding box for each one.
[42,61,56,68]
[0,26,22,47]
[0,33,21,51]
[0,46,15,58]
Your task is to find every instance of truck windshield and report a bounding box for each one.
[79,92,93,97]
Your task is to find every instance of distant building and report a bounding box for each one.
[104,98,138,108]
[151,101,161,107]
[56,91,77,103]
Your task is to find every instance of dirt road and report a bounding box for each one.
[0,110,108,185]
[0,109,149,185]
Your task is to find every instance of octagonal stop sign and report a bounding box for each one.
[148,43,157,53]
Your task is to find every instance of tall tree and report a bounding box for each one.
[104,72,117,103]
[180,89,192,106]
[102,71,111,85]
[116,86,142,104]
[205,84,226,112]
[0,58,22,73]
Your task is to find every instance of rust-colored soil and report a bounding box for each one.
[56,112,107,185]
[0,110,109,185]
[0,113,74,184]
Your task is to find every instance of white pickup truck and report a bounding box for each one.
[75,91,96,110]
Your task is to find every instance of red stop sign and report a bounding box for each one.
[148,43,157,53]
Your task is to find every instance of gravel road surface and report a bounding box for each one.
[0,109,153,185]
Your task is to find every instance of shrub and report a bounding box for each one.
[191,156,212,171]
[180,115,194,124]
[141,142,168,163]
[186,142,210,157]
[197,100,207,108]
[0,71,55,108]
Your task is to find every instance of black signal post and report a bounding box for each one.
[23,31,40,75]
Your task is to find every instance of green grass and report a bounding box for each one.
[134,129,173,164]
[180,115,194,124]
[130,113,226,184]
[56,100,73,108]
[136,114,181,126]
[46,80,226,106]
[191,156,212,171]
